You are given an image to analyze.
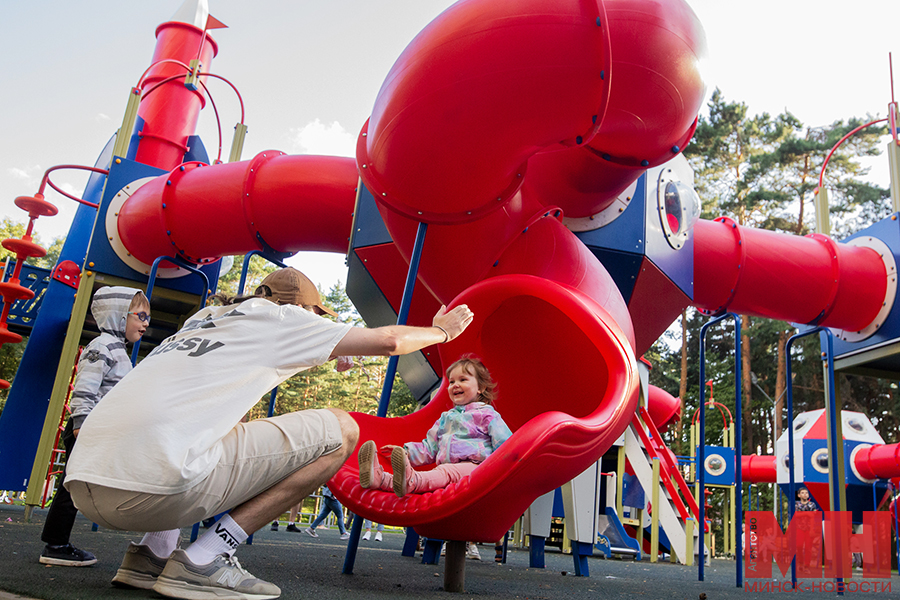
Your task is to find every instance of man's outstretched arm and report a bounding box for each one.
[331,304,473,358]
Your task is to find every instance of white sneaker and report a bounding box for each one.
[362,531,371,541]
[466,542,481,560]
[303,527,318,538]
[374,532,383,542]
[152,550,280,599]
[340,532,351,540]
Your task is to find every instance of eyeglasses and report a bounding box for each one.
[128,311,151,324]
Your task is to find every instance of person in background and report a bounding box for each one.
[303,484,349,539]
[39,287,150,567]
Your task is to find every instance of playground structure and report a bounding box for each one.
[1,0,900,591]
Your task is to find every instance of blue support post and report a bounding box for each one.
[343,222,428,575]
[529,536,546,568]
[784,327,840,592]
[422,539,443,564]
[699,313,742,586]
[572,541,593,576]
[401,528,420,557]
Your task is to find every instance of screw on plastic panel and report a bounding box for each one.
[576,136,583,144]
[602,153,611,161]
[672,146,680,153]
[596,17,602,26]
[641,160,649,167]
[600,71,605,80]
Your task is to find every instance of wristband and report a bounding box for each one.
[435,325,450,343]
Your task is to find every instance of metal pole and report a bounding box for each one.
[699,313,741,585]
[343,221,428,576]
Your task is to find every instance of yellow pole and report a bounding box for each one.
[650,457,660,563]
[616,445,625,517]
[685,518,694,566]
[888,137,900,213]
[24,271,96,515]
[111,88,142,163]
[729,484,737,556]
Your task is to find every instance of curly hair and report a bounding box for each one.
[445,355,497,404]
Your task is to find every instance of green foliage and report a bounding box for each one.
[671,90,898,466]
[684,89,889,234]
[0,217,63,269]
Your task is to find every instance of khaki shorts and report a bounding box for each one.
[68,409,343,531]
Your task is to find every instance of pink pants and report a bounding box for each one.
[408,461,478,493]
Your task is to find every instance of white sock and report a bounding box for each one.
[184,515,248,565]
[139,529,180,558]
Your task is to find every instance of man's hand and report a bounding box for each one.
[433,304,473,342]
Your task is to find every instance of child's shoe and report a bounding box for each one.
[494,543,504,563]
[359,440,389,490]
[375,531,383,542]
[391,446,417,497]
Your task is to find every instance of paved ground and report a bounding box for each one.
[2,504,897,599]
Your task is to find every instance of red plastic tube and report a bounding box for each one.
[853,443,900,481]
[524,0,707,217]
[117,154,358,265]
[646,384,682,434]
[693,218,886,331]
[741,454,777,483]
[134,22,219,170]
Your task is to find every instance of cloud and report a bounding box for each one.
[290,119,355,157]
[7,165,42,182]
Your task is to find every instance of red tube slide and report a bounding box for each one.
[693,217,887,332]
[523,0,706,217]
[117,154,358,265]
[742,454,777,484]
[331,275,640,541]
[852,443,900,481]
[646,384,682,434]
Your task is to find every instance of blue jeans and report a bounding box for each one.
[310,496,346,534]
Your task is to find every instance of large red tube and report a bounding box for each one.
[853,443,900,481]
[135,22,218,170]
[358,0,612,224]
[523,0,706,217]
[742,454,777,483]
[693,218,887,331]
[117,154,358,264]
[646,384,682,434]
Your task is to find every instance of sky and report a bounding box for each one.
[1,0,897,292]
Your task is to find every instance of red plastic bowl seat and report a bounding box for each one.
[330,274,639,543]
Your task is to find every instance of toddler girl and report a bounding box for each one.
[359,356,511,497]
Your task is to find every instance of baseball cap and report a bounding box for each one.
[254,267,338,317]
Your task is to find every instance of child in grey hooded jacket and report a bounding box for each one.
[39,286,149,567]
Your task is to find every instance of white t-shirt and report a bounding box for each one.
[66,298,352,495]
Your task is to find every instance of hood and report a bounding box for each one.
[91,286,143,340]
